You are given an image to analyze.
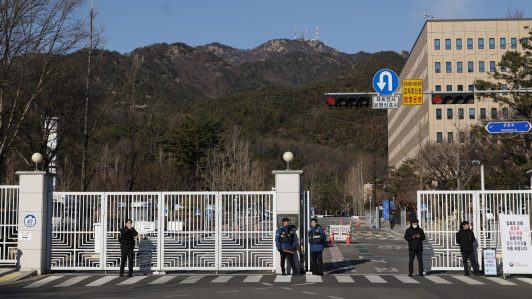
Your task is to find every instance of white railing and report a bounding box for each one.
[418,190,532,272]
[0,186,19,265]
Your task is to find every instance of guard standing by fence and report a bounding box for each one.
[308,218,327,275]
[275,217,298,275]
[456,221,480,276]
[119,219,138,277]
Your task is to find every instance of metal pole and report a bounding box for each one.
[480,164,485,191]
[530,176,532,190]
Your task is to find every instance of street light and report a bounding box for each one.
[526,170,532,190]
[31,152,43,171]
[472,160,485,191]
[283,152,294,170]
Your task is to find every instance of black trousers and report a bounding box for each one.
[280,251,296,273]
[120,246,135,276]
[408,250,423,275]
[390,220,395,229]
[310,251,324,274]
[461,251,479,274]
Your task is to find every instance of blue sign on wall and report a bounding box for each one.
[383,200,390,221]
[372,69,399,95]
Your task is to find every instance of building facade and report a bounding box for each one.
[388,19,532,169]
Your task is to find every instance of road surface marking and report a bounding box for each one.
[515,277,532,285]
[179,275,204,284]
[365,275,387,283]
[305,275,323,283]
[485,277,516,285]
[274,275,292,283]
[86,276,118,286]
[217,290,239,294]
[395,276,419,284]
[55,276,91,287]
[149,276,176,285]
[424,276,452,284]
[24,276,63,288]
[301,291,317,295]
[117,276,148,285]
[451,275,484,285]
[334,275,355,283]
[211,276,233,283]
[243,275,262,283]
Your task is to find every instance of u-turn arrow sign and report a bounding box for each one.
[372,69,399,95]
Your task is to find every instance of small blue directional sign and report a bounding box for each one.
[485,121,531,134]
[372,69,399,95]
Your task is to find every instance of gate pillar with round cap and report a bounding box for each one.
[272,151,304,274]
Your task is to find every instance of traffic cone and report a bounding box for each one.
[329,232,335,244]
[345,234,351,245]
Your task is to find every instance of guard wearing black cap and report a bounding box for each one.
[456,221,480,276]
[404,218,425,276]
[275,217,298,275]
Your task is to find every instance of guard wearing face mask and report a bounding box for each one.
[404,218,426,277]
[275,217,298,275]
[308,218,327,275]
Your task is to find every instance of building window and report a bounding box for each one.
[457,85,464,91]
[468,85,474,92]
[456,38,462,50]
[435,85,441,91]
[469,108,475,119]
[446,62,452,73]
[468,61,474,73]
[435,62,441,73]
[480,108,487,119]
[490,61,496,72]
[447,108,453,119]
[478,38,485,49]
[459,132,466,143]
[500,37,506,49]
[436,132,443,143]
[445,39,451,50]
[457,61,463,73]
[489,38,495,49]
[479,61,485,72]
[491,108,497,119]
[467,38,473,49]
[446,85,452,91]
[434,39,441,50]
[502,107,509,118]
[436,108,442,120]
[459,108,464,119]
[448,132,454,143]
[500,65,507,72]
[511,37,517,49]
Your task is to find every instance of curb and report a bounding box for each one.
[0,270,37,285]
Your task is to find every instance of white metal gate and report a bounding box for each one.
[0,186,18,265]
[418,190,532,271]
[49,191,275,271]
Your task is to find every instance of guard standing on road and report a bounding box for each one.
[119,219,138,277]
[308,218,327,275]
[275,217,298,275]
[389,212,396,230]
[456,221,480,276]
[404,219,425,277]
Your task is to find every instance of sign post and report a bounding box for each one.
[499,214,532,278]
[402,79,423,105]
[372,69,399,110]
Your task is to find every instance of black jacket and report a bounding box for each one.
[119,226,138,248]
[456,229,476,253]
[404,226,426,251]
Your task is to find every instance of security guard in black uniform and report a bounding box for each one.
[275,217,298,275]
[308,218,327,275]
[119,219,138,277]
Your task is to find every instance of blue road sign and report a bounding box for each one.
[383,200,390,221]
[485,121,531,134]
[372,69,399,95]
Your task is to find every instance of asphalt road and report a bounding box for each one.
[1,219,531,299]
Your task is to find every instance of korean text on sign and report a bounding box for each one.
[402,79,423,105]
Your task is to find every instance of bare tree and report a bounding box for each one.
[202,127,265,191]
[506,6,525,19]
[0,0,86,182]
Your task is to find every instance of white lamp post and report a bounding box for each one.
[526,170,532,190]
[472,160,484,191]
[31,152,43,171]
[283,152,294,170]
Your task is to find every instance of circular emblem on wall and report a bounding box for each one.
[24,214,36,227]
[509,262,514,267]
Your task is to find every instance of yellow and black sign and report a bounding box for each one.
[402,79,423,105]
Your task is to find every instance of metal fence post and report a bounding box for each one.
[101,192,107,270]
[157,192,164,274]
